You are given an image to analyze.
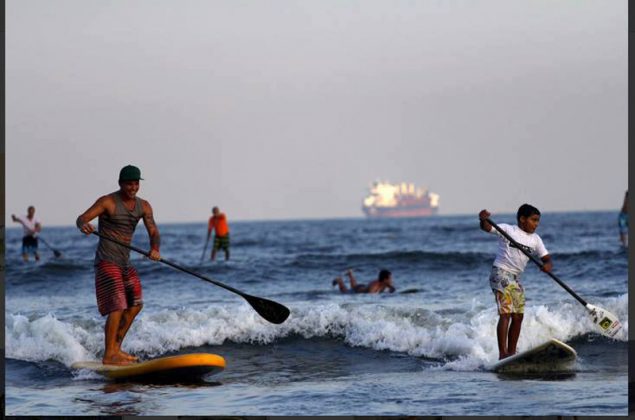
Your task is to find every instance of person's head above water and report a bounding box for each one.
[378,269,392,283]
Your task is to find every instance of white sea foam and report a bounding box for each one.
[5,313,96,366]
[5,293,627,372]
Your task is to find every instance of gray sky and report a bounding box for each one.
[6,0,627,226]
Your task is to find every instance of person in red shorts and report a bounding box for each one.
[76,165,161,365]
[207,206,230,261]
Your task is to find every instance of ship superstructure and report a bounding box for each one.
[362,181,439,218]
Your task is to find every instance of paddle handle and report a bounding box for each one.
[91,231,245,297]
[485,218,588,307]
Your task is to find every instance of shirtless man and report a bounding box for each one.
[76,165,161,365]
[332,269,396,293]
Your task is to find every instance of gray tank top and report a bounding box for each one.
[95,192,144,266]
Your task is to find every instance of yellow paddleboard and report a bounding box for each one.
[71,353,225,380]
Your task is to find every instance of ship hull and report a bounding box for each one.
[362,206,438,218]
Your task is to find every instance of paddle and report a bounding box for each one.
[90,231,290,324]
[200,236,210,263]
[39,237,62,258]
[486,218,621,338]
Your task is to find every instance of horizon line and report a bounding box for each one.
[3,208,620,229]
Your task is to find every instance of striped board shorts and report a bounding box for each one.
[94,260,143,316]
[213,234,230,251]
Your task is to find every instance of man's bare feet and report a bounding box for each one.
[119,350,139,362]
[103,353,135,366]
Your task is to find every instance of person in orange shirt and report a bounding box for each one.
[207,206,230,261]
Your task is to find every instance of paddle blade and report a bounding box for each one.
[585,303,622,338]
[244,294,291,324]
[53,250,62,258]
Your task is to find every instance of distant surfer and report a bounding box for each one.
[618,190,628,248]
[12,206,42,262]
[207,206,230,261]
[332,268,396,293]
[76,165,161,366]
[479,205,553,360]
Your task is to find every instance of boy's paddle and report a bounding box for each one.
[91,231,290,325]
[39,237,62,258]
[486,218,621,338]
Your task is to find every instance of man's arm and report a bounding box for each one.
[345,269,358,287]
[142,200,161,261]
[540,254,552,273]
[11,215,34,235]
[479,209,492,232]
[76,196,110,234]
[207,218,215,239]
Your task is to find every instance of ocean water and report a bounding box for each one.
[4,212,628,416]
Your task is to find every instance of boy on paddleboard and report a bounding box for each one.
[479,204,552,360]
[332,268,396,293]
[76,165,161,365]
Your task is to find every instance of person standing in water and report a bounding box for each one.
[76,165,161,365]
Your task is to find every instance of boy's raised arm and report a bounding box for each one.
[478,209,492,232]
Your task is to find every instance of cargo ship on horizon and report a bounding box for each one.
[362,180,440,218]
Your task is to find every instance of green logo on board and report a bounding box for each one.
[599,317,612,330]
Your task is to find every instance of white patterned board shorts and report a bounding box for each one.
[489,266,525,315]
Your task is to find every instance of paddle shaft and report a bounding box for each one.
[39,237,61,254]
[485,218,587,306]
[200,236,209,262]
[92,231,247,297]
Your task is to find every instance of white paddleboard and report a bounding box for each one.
[491,338,577,374]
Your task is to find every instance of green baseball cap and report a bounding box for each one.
[119,165,144,181]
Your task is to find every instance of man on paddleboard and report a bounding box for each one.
[76,165,161,365]
[207,206,230,261]
[12,205,42,262]
[479,204,552,360]
[332,268,396,293]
